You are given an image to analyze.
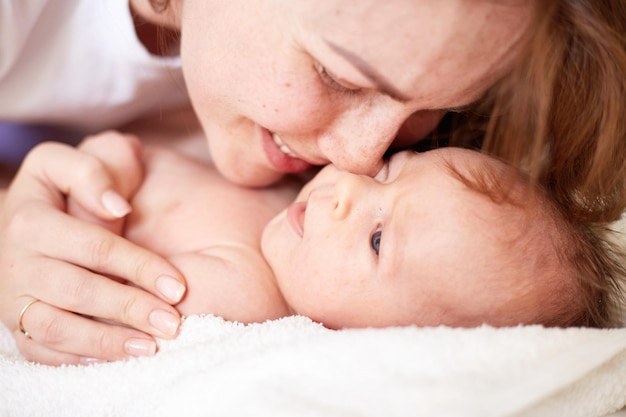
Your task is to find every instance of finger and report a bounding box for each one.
[14,330,87,366]
[16,300,158,362]
[9,204,186,305]
[24,258,181,339]
[19,141,132,220]
[78,131,144,198]
[78,131,143,193]
[69,132,145,234]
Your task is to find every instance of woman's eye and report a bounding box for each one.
[371,227,382,256]
[315,62,360,95]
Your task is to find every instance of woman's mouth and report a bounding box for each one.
[262,129,313,174]
[272,132,297,158]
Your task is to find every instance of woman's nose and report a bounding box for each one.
[323,134,388,177]
[317,100,408,177]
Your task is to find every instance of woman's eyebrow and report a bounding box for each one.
[324,40,411,103]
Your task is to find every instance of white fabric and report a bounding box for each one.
[0,315,625,417]
[0,0,188,133]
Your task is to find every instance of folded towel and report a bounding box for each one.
[1,315,625,417]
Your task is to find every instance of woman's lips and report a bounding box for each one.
[286,201,306,237]
[262,129,313,174]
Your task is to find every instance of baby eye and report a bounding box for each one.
[371,227,382,256]
[315,62,360,95]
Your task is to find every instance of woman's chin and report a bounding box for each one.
[231,170,285,187]
[214,157,285,187]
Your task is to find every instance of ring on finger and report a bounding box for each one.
[17,299,41,339]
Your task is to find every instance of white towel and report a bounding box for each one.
[1,314,625,417]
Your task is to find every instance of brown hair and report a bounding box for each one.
[563,221,625,327]
[456,0,626,224]
[449,152,626,328]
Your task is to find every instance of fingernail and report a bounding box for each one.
[101,189,131,218]
[149,310,180,337]
[125,338,157,357]
[156,275,185,303]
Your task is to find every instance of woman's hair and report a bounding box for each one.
[419,0,626,329]
[457,0,626,224]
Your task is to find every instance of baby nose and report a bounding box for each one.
[331,173,369,221]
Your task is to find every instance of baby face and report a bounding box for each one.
[262,148,546,329]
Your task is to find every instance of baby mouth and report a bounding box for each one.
[286,201,306,238]
[272,132,297,158]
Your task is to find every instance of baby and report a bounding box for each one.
[50,132,625,329]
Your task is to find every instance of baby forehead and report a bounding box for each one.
[400,148,529,200]
[401,147,505,172]
[395,148,543,256]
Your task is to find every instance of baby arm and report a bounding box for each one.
[168,245,291,322]
[126,146,300,322]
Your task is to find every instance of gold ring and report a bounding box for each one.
[17,299,40,339]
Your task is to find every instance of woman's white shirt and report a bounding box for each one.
[0,0,189,133]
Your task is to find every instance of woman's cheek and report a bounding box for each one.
[254,81,334,133]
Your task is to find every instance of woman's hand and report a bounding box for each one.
[0,131,186,365]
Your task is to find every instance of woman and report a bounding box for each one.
[0,0,624,365]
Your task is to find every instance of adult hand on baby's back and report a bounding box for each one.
[0,131,186,365]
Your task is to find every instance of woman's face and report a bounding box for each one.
[175,0,532,186]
